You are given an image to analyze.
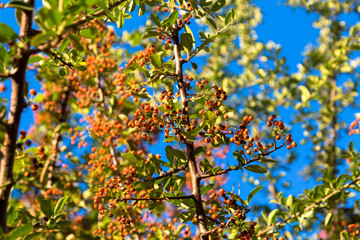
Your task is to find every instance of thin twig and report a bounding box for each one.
[118,195,194,201]
[200,144,286,179]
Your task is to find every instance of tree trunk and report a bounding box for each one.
[0,0,34,232]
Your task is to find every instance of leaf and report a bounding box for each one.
[298,85,310,104]
[7,205,18,226]
[233,151,245,166]
[349,141,354,152]
[324,212,333,226]
[138,2,145,16]
[190,61,198,70]
[149,54,163,69]
[0,23,18,43]
[54,122,70,133]
[200,184,214,195]
[79,27,99,38]
[163,10,178,27]
[211,0,225,12]
[180,33,193,56]
[267,209,279,226]
[247,185,264,204]
[206,17,217,31]
[225,8,234,25]
[69,34,84,51]
[244,165,267,174]
[180,211,195,223]
[7,224,32,240]
[165,146,186,163]
[194,146,206,157]
[151,12,161,27]
[36,195,54,218]
[141,31,160,39]
[28,55,43,64]
[24,232,42,240]
[54,196,69,215]
[6,1,33,11]
[184,25,195,48]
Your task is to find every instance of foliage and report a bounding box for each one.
[0,0,360,240]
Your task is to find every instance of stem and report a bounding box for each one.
[40,88,71,186]
[171,24,208,239]
[0,0,34,232]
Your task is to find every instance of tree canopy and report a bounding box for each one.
[0,0,360,239]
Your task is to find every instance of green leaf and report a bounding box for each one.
[129,0,136,12]
[184,25,195,49]
[225,8,234,25]
[194,146,206,157]
[150,54,163,69]
[24,232,42,240]
[324,212,333,226]
[58,67,67,77]
[0,23,18,43]
[55,220,71,228]
[54,196,69,215]
[200,184,214,195]
[349,141,354,152]
[138,1,145,16]
[180,211,195,223]
[163,10,178,27]
[206,17,217,31]
[36,195,54,218]
[7,224,32,240]
[28,55,43,64]
[69,34,84,51]
[298,85,310,104]
[180,33,193,56]
[57,39,70,53]
[141,31,160,39]
[122,152,140,163]
[165,146,186,163]
[244,165,267,174]
[247,185,264,204]
[211,0,225,12]
[117,12,125,28]
[7,205,18,226]
[267,209,279,226]
[233,151,245,166]
[151,12,161,27]
[6,1,33,11]
[79,27,99,38]
[54,122,70,133]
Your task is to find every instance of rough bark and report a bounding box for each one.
[0,0,35,232]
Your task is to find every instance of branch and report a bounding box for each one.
[256,175,360,237]
[202,216,235,237]
[0,0,35,233]
[171,22,209,239]
[40,87,71,186]
[0,72,11,78]
[184,19,236,63]
[200,144,286,179]
[143,165,187,182]
[118,195,194,201]
[46,50,74,70]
